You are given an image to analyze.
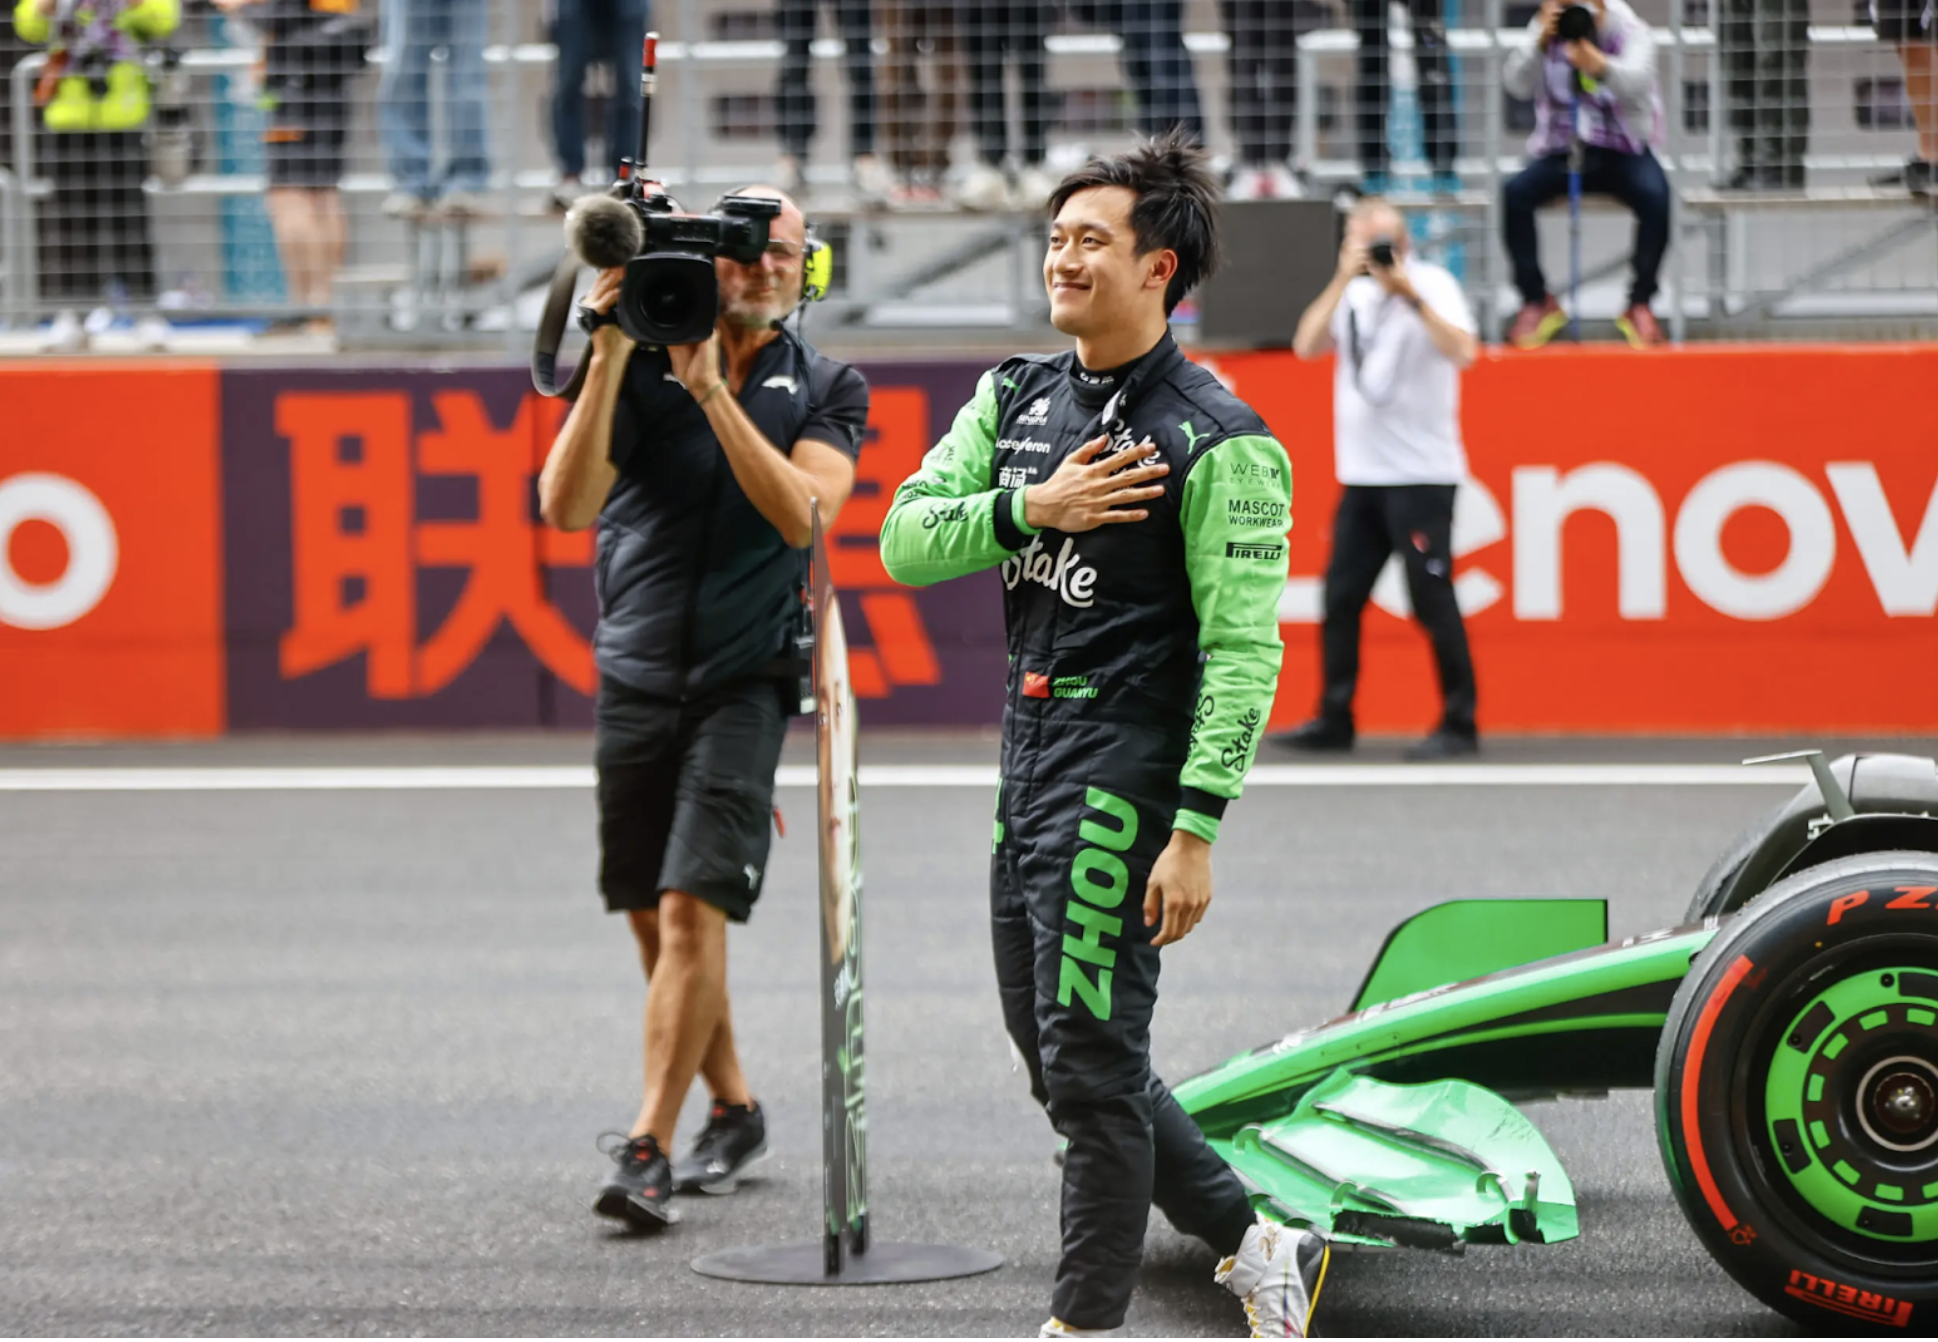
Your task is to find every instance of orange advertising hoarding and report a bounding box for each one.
[0,347,1933,739]
[1209,344,1938,733]
[0,364,225,737]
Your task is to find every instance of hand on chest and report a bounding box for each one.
[990,392,1184,512]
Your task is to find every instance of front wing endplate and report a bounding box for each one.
[1211,1069,1579,1250]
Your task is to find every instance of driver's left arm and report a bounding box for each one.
[1174,434,1293,843]
[703,358,867,547]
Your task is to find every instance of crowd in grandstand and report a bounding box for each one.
[2,0,1935,344]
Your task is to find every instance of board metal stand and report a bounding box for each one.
[689,504,1002,1288]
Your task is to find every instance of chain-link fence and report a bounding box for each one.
[1,0,1933,352]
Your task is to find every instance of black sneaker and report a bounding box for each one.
[1268,717,1355,752]
[593,1132,680,1228]
[1404,728,1480,761]
[672,1099,770,1195]
[1873,157,1936,197]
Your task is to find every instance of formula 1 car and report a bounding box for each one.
[1176,751,1938,1333]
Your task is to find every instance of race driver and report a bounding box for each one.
[878,129,1327,1339]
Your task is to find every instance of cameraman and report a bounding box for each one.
[1272,198,1481,761]
[539,186,869,1230]
[1500,0,1668,348]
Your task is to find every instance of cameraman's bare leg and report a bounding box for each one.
[630,891,736,1141]
[1902,44,1938,161]
[625,907,752,1114]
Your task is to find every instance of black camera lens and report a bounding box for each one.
[1556,3,1596,42]
[618,252,720,346]
[1369,239,1396,268]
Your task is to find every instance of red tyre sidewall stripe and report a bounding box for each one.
[1683,953,1755,1232]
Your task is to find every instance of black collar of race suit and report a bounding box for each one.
[1066,330,1183,413]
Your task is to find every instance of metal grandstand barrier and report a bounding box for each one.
[0,0,1932,351]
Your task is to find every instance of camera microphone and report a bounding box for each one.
[565,194,644,271]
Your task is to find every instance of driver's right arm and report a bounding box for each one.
[880,370,1038,586]
[539,271,632,532]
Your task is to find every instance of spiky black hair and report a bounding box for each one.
[1046,128,1222,315]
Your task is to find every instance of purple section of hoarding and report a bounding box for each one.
[221,367,594,730]
[218,359,1006,731]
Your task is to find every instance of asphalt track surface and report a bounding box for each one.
[5,731,1936,1338]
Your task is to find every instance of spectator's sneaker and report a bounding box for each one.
[135,315,173,351]
[1405,728,1480,761]
[1508,296,1567,348]
[1216,1216,1329,1339]
[1268,717,1355,752]
[549,177,591,214]
[1615,303,1667,348]
[672,1099,770,1194]
[382,191,431,221]
[41,309,85,352]
[1013,165,1059,213]
[1263,164,1304,199]
[1904,158,1936,198]
[436,190,490,220]
[1227,165,1269,201]
[1037,1320,1123,1337]
[954,163,1012,212]
[83,305,116,339]
[1726,165,1785,192]
[592,1132,681,1228]
[852,153,897,208]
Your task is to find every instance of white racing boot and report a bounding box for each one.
[1215,1215,1329,1338]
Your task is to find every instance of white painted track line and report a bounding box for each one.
[0,763,1813,791]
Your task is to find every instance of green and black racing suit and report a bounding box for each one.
[879,333,1293,1330]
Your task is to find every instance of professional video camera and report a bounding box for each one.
[1555,3,1597,43]
[602,192,782,348]
[532,32,830,396]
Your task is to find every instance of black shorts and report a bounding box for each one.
[1872,0,1936,43]
[594,675,788,922]
[264,94,348,189]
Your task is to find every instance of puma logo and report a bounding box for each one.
[762,375,799,394]
[1179,420,1212,453]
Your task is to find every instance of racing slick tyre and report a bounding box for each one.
[1658,852,1938,1333]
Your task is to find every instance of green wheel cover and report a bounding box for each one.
[1764,968,1938,1243]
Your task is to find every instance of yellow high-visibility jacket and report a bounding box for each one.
[14,0,181,132]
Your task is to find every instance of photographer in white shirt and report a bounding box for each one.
[1271,198,1483,761]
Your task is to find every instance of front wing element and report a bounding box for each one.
[1217,1070,1580,1250]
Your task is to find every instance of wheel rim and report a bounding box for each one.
[1764,967,1938,1247]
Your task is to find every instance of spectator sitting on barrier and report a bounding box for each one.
[1272,197,1481,761]
[1871,0,1938,195]
[15,0,179,352]
[538,185,870,1230]
[547,0,648,213]
[1501,0,1669,349]
[377,0,491,219]
[952,0,1055,211]
[216,0,371,338]
[776,0,896,205]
